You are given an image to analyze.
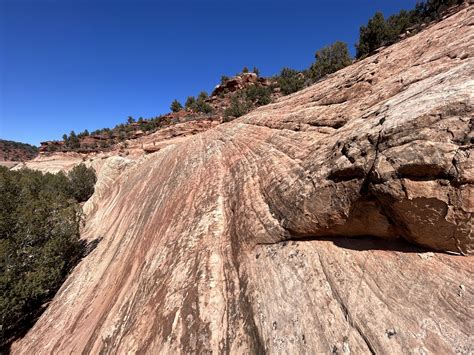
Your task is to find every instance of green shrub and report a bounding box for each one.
[224,96,250,121]
[416,0,463,21]
[170,99,183,113]
[67,131,80,149]
[67,164,97,202]
[186,92,213,113]
[278,68,305,95]
[77,129,89,139]
[194,100,213,114]
[245,86,272,106]
[356,0,463,58]
[356,12,390,58]
[0,167,92,349]
[197,91,208,101]
[185,96,196,109]
[220,75,230,85]
[310,41,352,81]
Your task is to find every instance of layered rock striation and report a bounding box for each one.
[13,6,473,354]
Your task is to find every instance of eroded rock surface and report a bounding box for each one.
[13,6,473,354]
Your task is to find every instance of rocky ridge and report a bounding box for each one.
[0,139,38,168]
[37,72,277,155]
[12,5,474,354]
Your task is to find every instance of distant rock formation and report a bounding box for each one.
[212,72,272,96]
[0,139,38,162]
[38,74,279,156]
[12,5,473,354]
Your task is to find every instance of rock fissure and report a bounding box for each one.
[317,252,376,355]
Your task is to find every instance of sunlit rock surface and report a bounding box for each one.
[13,6,473,354]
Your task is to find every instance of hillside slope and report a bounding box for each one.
[0,140,38,162]
[13,6,473,354]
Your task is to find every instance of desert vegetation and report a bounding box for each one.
[0,164,96,349]
[356,0,464,57]
[170,99,183,113]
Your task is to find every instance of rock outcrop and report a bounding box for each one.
[212,72,272,96]
[12,6,473,354]
[38,74,278,155]
[15,120,220,173]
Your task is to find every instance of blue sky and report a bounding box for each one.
[1,0,418,146]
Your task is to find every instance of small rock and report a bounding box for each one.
[386,328,397,338]
[418,252,434,260]
[342,340,350,353]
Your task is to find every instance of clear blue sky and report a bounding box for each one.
[1,0,418,146]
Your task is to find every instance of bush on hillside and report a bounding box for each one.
[278,68,305,95]
[194,100,214,114]
[197,91,208,101]
[185,96,196,110]
[67,163,97,202]
[186,92,213,114]
[224,96,250,121]
[416,0,464,21]
[245,85,272,106]
[356,12,390,58]
[64,130,80,149]
[356,0,464,58]
[310,41,352,82]
[170,99,183,113]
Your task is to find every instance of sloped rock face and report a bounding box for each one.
[14,120,219,174]
[13,6,473,354]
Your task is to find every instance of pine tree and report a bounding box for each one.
[197,91,208,101]
[170,99,183,113]
[310,41,352,81]
[68,131,80,149]
[185,96,196,110]
[278,68,305,95]
[356,12,389,58]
